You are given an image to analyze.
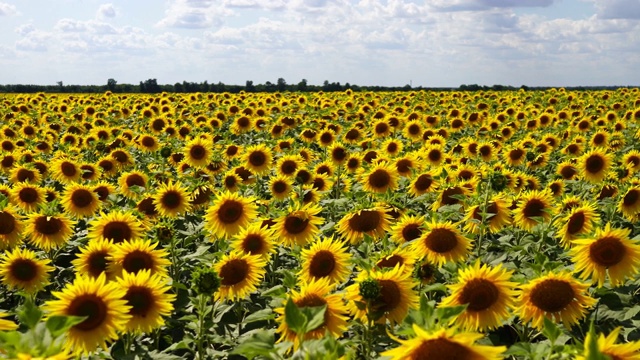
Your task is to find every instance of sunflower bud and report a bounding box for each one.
[359,278,381,301]
[160,146,172,159]
[489,171,508,192]
[191,267,220,296]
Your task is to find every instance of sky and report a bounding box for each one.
[0,0,638,88]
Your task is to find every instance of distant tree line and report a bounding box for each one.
[0,78,634,93]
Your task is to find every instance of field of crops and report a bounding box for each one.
[0,88,640,359]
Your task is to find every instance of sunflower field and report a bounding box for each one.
[1,88,640,359]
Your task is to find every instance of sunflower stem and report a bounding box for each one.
[476,177,492,259]
[196,293,207,360]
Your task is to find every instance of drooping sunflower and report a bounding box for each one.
[516,271,596,330]
[242,144,273,176]
[205,191,258,239]
[273,203,324,247]
[87,211,144,244]
[50,158,82,184]
[570,223,640,288]
[577,327,640,360]
[336,207,391,245]
[109,239,171,278]
[44,273,131,355]
[10,183,46,213]
[554,203,600,248]
[0,247,53,293]
[512,190,555,232]
[182,137,211,168]
[0,205,24,250]
[214,251,267,301]
[578,149,612,183]
[346,265,419,325]
[118,171,148,199]
[230,223,276,260]
[382,324,507,360]
[275,278,349,350]
[414,220,472,266]
[116,269,175,334]
[389,215,425,244]
[72,238,116,279]
[152,181,191,218]
[24,212,76,250]
[61,183,101,218]
[299,236,351,285]
[360,162,399,194]
[439,261,517,331]
[618,187,640,220]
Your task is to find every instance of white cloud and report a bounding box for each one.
[427,0,556,11]
[0,2,18,16]
[157,0,232,28]
[97,3,117,19]
[594,0,640,19]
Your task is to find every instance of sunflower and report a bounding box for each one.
[570,223,640,288]
[299,236,351,285]
[414,220,472,266]
[61,183,101,218]
[182,137,211,168]
[0,247,53,293]
[375,246,417,272]
[137,134,160,153]
[214,251,267,301]
[275,278,349,350]
[97,156,118,177]
[360,162,399,194]
[223,144,243,160]
[205,191,258,239]
[346,265,419,325]
[618,187,640,220]
[577,327,640,360]
[9,164,42,184]
[110,149,134,169]
[622,150,640,172]
[432,185,470,211]
[242,144,273,176]
[116,269,175,334]
[408,171,439,197]
[389,215,425,244]
[513,190,555,232]
[0,205,24,250]
[10,183,46,213]
[462,194,512,235]
[516,271,596,330]
[382,324,506,360]
[268,175,293,201]
[439,261,517,331]
[231,115,253,135]
[329,142,349,164]
[24,212,76,250]
[276,155,304,178]
[311,173,334,192]
[87,211,144,244]
[0,311,17,331]
[44,274,131,355]
[109,239,171,277]
[403,120,424,141]
[336,207,391,245]
[230,223,276,260]
[554,203,600,248]
[50,158,82,184]
[274,203,323,247]
[579,149,612,183]
[72,238,116,279]
[118,171,148,199]
[152,181,191,218]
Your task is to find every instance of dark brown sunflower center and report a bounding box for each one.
[567,212,586,235]
[0,212,16,235]
[369,169,391,189]
[280,160,297,175]
[219,259,249,286]
[60,162,77,177]
[98,160,114,172]
[226,145,239,156]
[402,224,422,242]
[71,189,94,208]
[141,136,156,147]
[522,199,545,218]
[424,228,458,253]
[530,279,574,313]
[590,236,626,267]
[190,145,207,160]
[312,178,326,191]
[510,149,524,161]
[377,255,404,269]
[272,181,288,194]
[19,188,39,203]
[9,259,38,282]
[93,186,110,201]
[332,147,347,161]
[375,123,389,134]
[242,234,265,254]
[347,210,382,233]
[396,159,412,174]
[125,286,155,316]
[295,294,326,308]
[585,155,605,174]
[309,250,336,278]
[373,279,401,313]
[441,187,464,206]
[161,191,182,209]
[458,278,500,312]
[218,200,244,224]
[192,187,211,205]
[137,198,158,217]
[123,250,154,273]
[87,251,109,277]
[68,295,108,331]
[126,174,145,187]
[414,175,433,191]
[320,133,333,144]
[103,221,132,243]
[16,168,35,182]
[249,151,267,167]
[428,149,442,162]
[623,189,640,207]
[284,216,309,235]
[35,216,63,235]
[411,337,474,360]
[237,117,250,128]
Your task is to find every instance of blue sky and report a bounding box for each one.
[0,0,638,87]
